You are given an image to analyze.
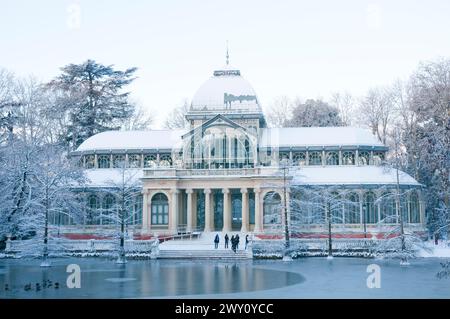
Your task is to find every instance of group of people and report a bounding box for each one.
[214,233,249,252]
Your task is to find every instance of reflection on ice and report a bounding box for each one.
[1,257,450,298]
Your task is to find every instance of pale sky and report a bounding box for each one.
[1,0,449,128]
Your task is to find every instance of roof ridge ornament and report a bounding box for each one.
[213,41,240,76]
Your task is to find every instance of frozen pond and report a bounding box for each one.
[0,257,449,298]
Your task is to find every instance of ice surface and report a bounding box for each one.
[1,257,449,298]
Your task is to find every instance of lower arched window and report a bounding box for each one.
[400,194,408,224]
[102,194,116,225]
[409,191,420,223]
[131,195,143,225]
[151,193,169,225]
[87,194,100,225]
[330,192,343,223]
[380,192,396,223]
[363,192,378,224]
[344,192,360,224]
[263,192,281,225]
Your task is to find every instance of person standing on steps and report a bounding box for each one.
[235,234,240,250]
[231,235,236,252]
[245,234,249,250]
[224,233,229,249]
[214,233,220,249]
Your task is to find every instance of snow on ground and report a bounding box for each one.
[418,241,450,258]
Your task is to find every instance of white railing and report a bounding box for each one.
[5,238,159,256]
[143,167,283,178]
[253,238,378,254]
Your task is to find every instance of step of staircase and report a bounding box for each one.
[157,249,252,259]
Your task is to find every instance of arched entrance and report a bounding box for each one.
[231,191,242,230]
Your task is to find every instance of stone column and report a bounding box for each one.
[254,188,263,232]
[186,189,193,232]
[204,189,212,232]
[142,190,150,232]
[222,188,231,232]
[169,189,179,234]
[192,192,198,229]
[240,188,249,233]
[210,190,215,230]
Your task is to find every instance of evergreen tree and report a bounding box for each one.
[47,60,137,149]
[285,99,344,127]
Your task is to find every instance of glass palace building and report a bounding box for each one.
[68,63,425,239]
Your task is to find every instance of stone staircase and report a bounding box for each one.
[157,232,253,259]
[158,249,251,259]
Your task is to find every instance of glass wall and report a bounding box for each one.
[183,126,257,169]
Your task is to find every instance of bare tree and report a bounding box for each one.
[120,101,154,131]
[0,68,18,143]
[357,87,395,144]
[103,161,142,264]
[330,91,355,126]
[33,144,85,266]
[265,96,293,128]
[289,185,358,259]
[164,99,189,129]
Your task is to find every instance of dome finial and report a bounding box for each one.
[226,40,229,65]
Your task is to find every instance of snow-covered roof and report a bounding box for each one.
[259,127,384,148]
[76,129,186,152]
[76,126,385,153]
[82,169,143,188]
[191,66,261,112]
[80,166,420,188]
[292,166,421,186]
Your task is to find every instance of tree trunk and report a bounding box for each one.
[327,204,333,258]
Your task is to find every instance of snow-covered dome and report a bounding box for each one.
[191,65,261,112]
